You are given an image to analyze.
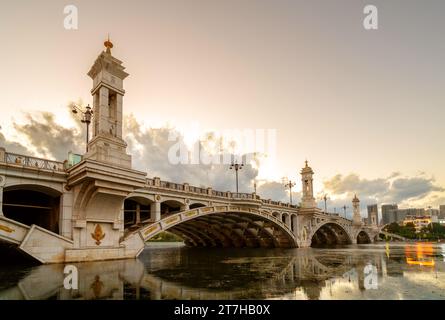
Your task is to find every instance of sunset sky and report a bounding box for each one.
[0,0,444,216]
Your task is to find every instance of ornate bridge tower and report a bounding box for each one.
[297,160,323,247]
[85,38,131,168]
[65,39,147,262]
[352,194,362,226]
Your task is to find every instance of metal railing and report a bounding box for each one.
[3,152,65,172]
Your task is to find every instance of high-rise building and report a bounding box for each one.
[367,204,378,225]
[440,205,445,219]
[425,208,439,217]
[381,204,398,225]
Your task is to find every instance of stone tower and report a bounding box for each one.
[300,160,316,208]
[85,37,131,168]
[370,211,378,226]
[352,194,362,226]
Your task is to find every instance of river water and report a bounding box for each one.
[0,242,444,300]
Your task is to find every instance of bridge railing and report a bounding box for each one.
[143,177,299,209]
[2,151,65,172]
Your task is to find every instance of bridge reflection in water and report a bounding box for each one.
[0,243,444,300]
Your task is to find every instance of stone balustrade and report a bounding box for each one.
[1,149,65,172]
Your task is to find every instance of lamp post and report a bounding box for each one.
[322,194,329,214]
[229,161,243,194]
[342,205,349,219]
[72,104,93,152]
[282,177,296,205]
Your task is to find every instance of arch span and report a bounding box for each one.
[310,222,353,247]
[125,206,298,250]
[356,230,372,244]
[2,184,62,233]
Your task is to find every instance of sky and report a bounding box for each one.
[0,0,444,217]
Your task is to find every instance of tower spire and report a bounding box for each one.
[104,34,113,54]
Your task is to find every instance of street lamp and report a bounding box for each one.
[229,161,243,194]
[322,194,329,214]
[282,177,296,205]
[72,104,93,152]
[341,205,349,219]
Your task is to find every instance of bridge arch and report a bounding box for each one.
[189,202,207,209]
[310,221,353,247]
[160,199,184,217]
[126,206,298,249]
[356,230,372,244]
[124,196,154,228]
[2,184,62,233]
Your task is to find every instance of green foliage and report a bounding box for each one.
[386,222,445,240]
[386,222,401,233]
[148,231,183,242]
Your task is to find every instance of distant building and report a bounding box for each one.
[403,216,432,233]
[382,204,398,225]
[440,205,445,219]
[367,204,378,225]
[425,208,439,217]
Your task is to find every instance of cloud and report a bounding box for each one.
[0,129,29,155]
[124,114,260,192]
[12,110,84,160]
[322,173,445,217]
[256,180,301,204]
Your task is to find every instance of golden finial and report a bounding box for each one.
[305,159,308,167]
[104,34,113,54]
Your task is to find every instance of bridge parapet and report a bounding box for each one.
[144,177,299,210]
[1,150,66,172]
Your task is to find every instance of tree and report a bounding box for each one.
[386,222,401,233]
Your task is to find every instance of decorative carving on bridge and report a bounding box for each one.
[143,224,160,236]
[165,216,180,225]
[91,224,106,245]
[0,224,14,233]
[184,210,198,217]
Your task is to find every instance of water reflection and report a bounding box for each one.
[0,243,444,300]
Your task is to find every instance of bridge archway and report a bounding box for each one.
[128,206,298,249]
[189,203,206,209]
[124,196,153,228]
[356,230,372,244]
[310,222,352,247]
[2,184,61,233]
[160,200,183,217]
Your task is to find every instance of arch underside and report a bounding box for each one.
[311,223,352,247]
[356,230,372,244]
[144,212,297,248]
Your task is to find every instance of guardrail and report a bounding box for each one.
[2,151,65,172]
[145,176,298,209]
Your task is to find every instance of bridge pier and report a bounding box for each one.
[0,174,4,216]
[135,204,141,224]
[151,201,161,222]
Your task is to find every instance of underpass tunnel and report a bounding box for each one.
[124,197,152,228]
[2,185,61,234]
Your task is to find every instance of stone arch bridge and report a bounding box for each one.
[0,148,379,264]
[0,41,379,264]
